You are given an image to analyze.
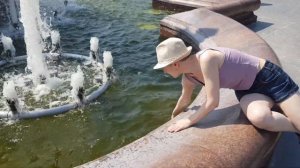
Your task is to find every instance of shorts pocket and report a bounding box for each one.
[259,68,281,84]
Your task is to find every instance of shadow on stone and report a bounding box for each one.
[248,21,274,32]
[261,3,272,6]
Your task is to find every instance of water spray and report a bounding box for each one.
[0,34,16,59]
[20,0,50,86]
[103,51,113,79]
[3,81,21,114]
[50,30,61,59]
[90,37,99,62]
[43,33,52,52]
[71,66,85,103]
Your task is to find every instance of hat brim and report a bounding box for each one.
[153,46,192,69]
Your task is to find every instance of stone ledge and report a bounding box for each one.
[152,0,261,25]
[78,8,280,168]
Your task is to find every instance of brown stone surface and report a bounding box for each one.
[78,8,280,168]
[152,0,261,24]
[160,8,279,64]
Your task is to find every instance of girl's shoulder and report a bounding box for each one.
[196,47,226,57]
[196,48,212,57]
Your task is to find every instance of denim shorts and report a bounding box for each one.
[235,60,299,103]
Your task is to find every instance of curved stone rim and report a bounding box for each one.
[78,8,280,168]
[152,0,261,25]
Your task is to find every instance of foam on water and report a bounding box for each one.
[33,84,51,101]
[51,30,61,45]
[3,80,18,100]
[47,77,64,89]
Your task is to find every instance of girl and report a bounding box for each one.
[154,37,300,140]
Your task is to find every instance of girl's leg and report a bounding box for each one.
[278,92,300,133]
[239,93,298,132]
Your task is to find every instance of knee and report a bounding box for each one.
[247,109,272,130]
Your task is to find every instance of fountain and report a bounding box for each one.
[0,0,115,120]
[71,65,85,103]
[3,80,21,114]
[0,33,16,60]
[90,37,100,62]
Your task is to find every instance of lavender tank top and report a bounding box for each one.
[185,47,260,90]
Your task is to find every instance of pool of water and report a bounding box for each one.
[0,0,181,167]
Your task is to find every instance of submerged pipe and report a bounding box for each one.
[0,82,110,120]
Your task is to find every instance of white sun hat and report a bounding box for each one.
[153,37,192,69]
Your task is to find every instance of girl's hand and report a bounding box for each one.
[167,118,192,133]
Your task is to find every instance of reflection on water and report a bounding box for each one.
[0,0,177,167]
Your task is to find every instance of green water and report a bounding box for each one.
[0,0,180,167]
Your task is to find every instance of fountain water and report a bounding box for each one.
[0,0,115,120]
[90,37,99,62]
[20,0,49,85]
[3,80,21,114]
[71,65,85,103]
[49,30,62,61]
[103,51,113,80]
[0,34,16,59]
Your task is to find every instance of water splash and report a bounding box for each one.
[71,65,85,103]
[51,30,61,48]
[50,30,62,59]
[33,84,51,101]
[103,51,113,82]
[103,51,113,68]
[0,34,16,58]
[90,37,99,62]
[20,0,50,85]
[3,81,18,100]
[3,80,21,114]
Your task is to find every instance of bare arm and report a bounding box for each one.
[172,75,195,118]
[168,51,220,132]
[188,52,220,124]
